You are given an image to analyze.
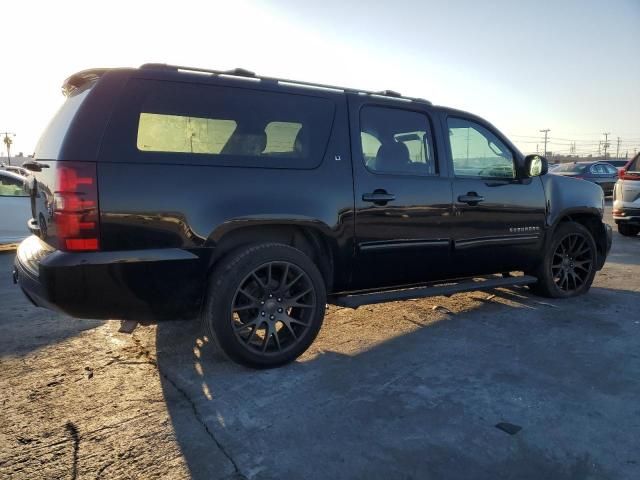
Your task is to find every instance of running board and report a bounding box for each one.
[330,275,538,309]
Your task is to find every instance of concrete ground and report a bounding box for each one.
[1,204,639,480]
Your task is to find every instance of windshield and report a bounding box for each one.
[554,163,587,173]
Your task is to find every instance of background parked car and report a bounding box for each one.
[0,170,31,244]
[0,164,30,177]
[551,161,618,196]
[606,159,631,173]
[613,154,640,236]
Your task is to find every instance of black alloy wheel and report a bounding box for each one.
[529,221,597,298]
[231,261,316,355]
[550,232,594,292]
[202,243,326,368]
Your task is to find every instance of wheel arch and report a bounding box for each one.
[549,210,609,270]
[207,221,337,292]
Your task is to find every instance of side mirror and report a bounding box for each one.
[524,154,548,177]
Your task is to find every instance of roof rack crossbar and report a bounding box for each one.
[139,63,432,104]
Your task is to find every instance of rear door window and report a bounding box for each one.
[104,79,335,169]
[359,106,437,176]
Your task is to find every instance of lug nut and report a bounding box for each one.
[261,311,266,316]
[270,315,275,320]
[277,307,283,313]
[269,294,273,298]
[277,297,282,302]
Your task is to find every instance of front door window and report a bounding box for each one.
[448,117,515,179]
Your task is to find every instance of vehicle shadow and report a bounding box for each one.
[0,252,103,357]
[155,285,640,480]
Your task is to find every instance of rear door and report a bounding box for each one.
[443,114,547,276]
[349,95,453,290]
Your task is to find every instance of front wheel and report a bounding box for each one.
[618,223,640,237]
[530,222,597,298]
[202,243,327,368]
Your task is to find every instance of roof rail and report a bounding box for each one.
[139,63,432,104]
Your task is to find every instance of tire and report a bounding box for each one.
[529,221,597,298]
[618,223,639,237]
[201,243,327,368]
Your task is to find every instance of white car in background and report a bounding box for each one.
[0,170,31,244]
[613,154,640,236]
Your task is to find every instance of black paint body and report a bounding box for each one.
[14,66,612,321]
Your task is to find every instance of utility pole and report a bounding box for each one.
[539,129,550,157]
[2,132,16,166]
[616,137,621,160]
[602,132,610,160]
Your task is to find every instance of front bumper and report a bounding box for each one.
[13,235,206,321]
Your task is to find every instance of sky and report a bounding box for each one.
[1,0,639,158]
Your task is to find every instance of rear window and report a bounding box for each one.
[555,163,586,173]
[104,79,335,169]
[607,160,628,168]
[34,87,92,160]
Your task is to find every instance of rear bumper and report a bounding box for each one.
[613,207,640,226]
[13,235,207,321]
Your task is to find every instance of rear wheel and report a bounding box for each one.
[530,222,597,298]
[618,223,640,237]
[202,243,326,368]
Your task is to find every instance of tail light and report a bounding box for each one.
[619,169,639,180]
[53,162,100,251]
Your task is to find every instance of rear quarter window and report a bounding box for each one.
[101,79,335,169]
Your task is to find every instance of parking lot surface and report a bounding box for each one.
[1,205,639,480]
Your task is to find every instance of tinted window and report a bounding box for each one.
[447,118,515,178]
[359,106,436,175]
[590,164,606,174]
[0,173,26,197]
[123,80,335,168]
[138,114,237,154]
[35,87,92,160]
[607,160,628,168]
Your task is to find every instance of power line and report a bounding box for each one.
[540,129,550,157]
[602,132,611,160]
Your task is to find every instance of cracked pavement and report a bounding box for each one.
[1,204,639,479]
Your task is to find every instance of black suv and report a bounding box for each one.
[14,64,612,368]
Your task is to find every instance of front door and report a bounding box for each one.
[444,115,547,276]
[350,98,453,290]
